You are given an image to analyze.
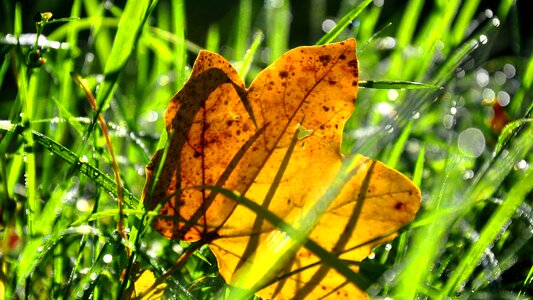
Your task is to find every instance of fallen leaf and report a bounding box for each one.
[142,39,420,299]
[124,266,167,300]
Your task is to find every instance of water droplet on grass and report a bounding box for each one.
[103,254,113,264]
[463,169,474,180]
[514,159,529,171]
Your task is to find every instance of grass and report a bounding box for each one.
[1,0,532,299]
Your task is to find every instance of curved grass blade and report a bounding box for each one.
[0,123,139,207]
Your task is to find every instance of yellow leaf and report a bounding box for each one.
[127,268,166,300]
[142,39,420,299]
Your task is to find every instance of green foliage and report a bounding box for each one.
[0,0,532,299]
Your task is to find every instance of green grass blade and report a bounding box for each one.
[359,80,441,90]
[234,0,252,60]
[316,0,372,45]
[265,0,291,62]
[82,0,113,68]
[519,264,533,298]
[442,164,533,297]
[94,0,151,111]
[0,124,139,208]
[205,23,220,52]
[450,0,481,46]
[386,0,424,79]
[509,45,533,115]
[237,30,264,81]
[412,144,425,188]
[16,225,103,287]
[171,0,187,89]
[464,118,533,208]
[385,120,412,169]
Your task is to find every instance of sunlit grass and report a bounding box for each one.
[1,0,532,299]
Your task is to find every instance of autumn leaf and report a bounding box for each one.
[142,38,421,299]
[124,267,167,300]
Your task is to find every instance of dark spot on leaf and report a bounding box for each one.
[319,55,331,66]
[193,151,202,158]
[226,120,233,126]
[395,202,404,210]
[328,80,336,85]
[339,54,346,60]
[320,124,325,130]
[352,81,357,86]
[322,105,330,112]
[348,59,357,68]
[279,71,289,78]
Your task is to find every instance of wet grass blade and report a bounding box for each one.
[441,164,533,297]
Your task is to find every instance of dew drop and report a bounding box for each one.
[387,89,399,101]
[514,159,529,171]
[463,169,475,180]
[172,243,184,255]
[443,114,455,129]
[321,19,336,33]
[497,91,510,106]
[411,111,420,119]
[494,71,506,85]
[450,107,457,115]
[80,155,89,163]
[158,74,170,86]
[76,198,91,212]
[90,272,98,281]
[377,102,393,115]
[458,128,485,158]
[503,64,516,78]
[475,69,490,87]
[482,88,495,100]
[103,254,113,264]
